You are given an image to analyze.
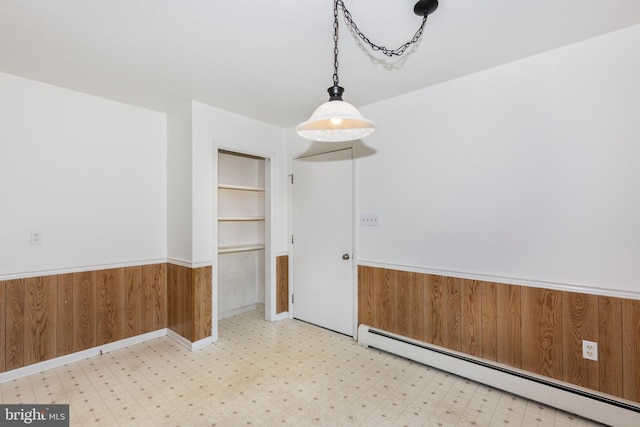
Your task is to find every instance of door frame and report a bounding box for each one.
[289,147,359,339]
[213,140,277,342]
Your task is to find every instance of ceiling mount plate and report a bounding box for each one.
[414,0,439,16]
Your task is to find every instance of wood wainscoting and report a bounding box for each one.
[358,265,640,404]
[166,264,212,343]
[276,255,289,314]
[0,263,167,373]
[0,257,297,375]
[0,263,215,374]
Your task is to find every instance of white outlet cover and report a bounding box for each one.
[582,340,598,361]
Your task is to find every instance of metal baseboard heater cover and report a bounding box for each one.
[358,325,640,427]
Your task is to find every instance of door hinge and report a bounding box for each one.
[289,174,293,184]
[291,235,294,244]
[292,294,294,304]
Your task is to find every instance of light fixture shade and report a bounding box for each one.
[296,100,376,142]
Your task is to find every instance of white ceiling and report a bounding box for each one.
[2,1,640,128]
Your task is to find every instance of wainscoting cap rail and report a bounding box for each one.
[0,258,167,281]
[357,260,640,300]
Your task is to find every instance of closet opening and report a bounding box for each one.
[217,149,269,321]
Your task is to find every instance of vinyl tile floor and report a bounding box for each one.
[1,307,607,426]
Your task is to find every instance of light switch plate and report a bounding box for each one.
[360,214,379,226]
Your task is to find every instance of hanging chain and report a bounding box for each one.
[337,0,428,58]
[333,0,340,86]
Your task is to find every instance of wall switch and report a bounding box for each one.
[360,214,379,227]
[582,340,598,361]
[30,231,43,245]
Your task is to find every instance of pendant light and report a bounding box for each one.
[297,0,439,143]
[296,1,374,143]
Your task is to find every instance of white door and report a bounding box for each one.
[292,148,353,336]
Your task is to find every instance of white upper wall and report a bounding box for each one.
[0,73,287,278]
[167,102,194,264]
[287,24,640,296]
[0,72,167,278]
[356,25,640,294]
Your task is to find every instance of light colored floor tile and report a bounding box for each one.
[0,307,609,426]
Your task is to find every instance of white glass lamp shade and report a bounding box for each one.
[296,100,376,142]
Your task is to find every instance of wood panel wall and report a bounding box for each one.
[358,265,640,404]
[0,282,4,372]
[57,274,73,357]
[5,279,24,370]
[0,261,231,374]
[276,255,289,314]
[166,264,212,343]
[0,263,167,374]
[25,276,57,366]
[193,266,212,342]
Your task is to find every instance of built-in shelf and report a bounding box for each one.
[217,149,267,319]
[218,216,265,222]
[218,184,265,192]
[218,244,266,254]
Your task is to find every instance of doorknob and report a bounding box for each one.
[342,253,350,260]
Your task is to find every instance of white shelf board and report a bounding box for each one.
[218,244,266,254]
[218,216,265,221]
[218,184,265,192]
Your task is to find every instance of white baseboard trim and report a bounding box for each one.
[273,311,289,321]
[166,329,214,351]
[0,329,168,384]
[191,336,215,350]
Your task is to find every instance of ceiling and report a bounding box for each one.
[2,1,640,129]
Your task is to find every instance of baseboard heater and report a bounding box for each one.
[358,325,640,427]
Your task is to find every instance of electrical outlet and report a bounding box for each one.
[30,231,43,245]
[360,214,379,227]
[582,340,598,361]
